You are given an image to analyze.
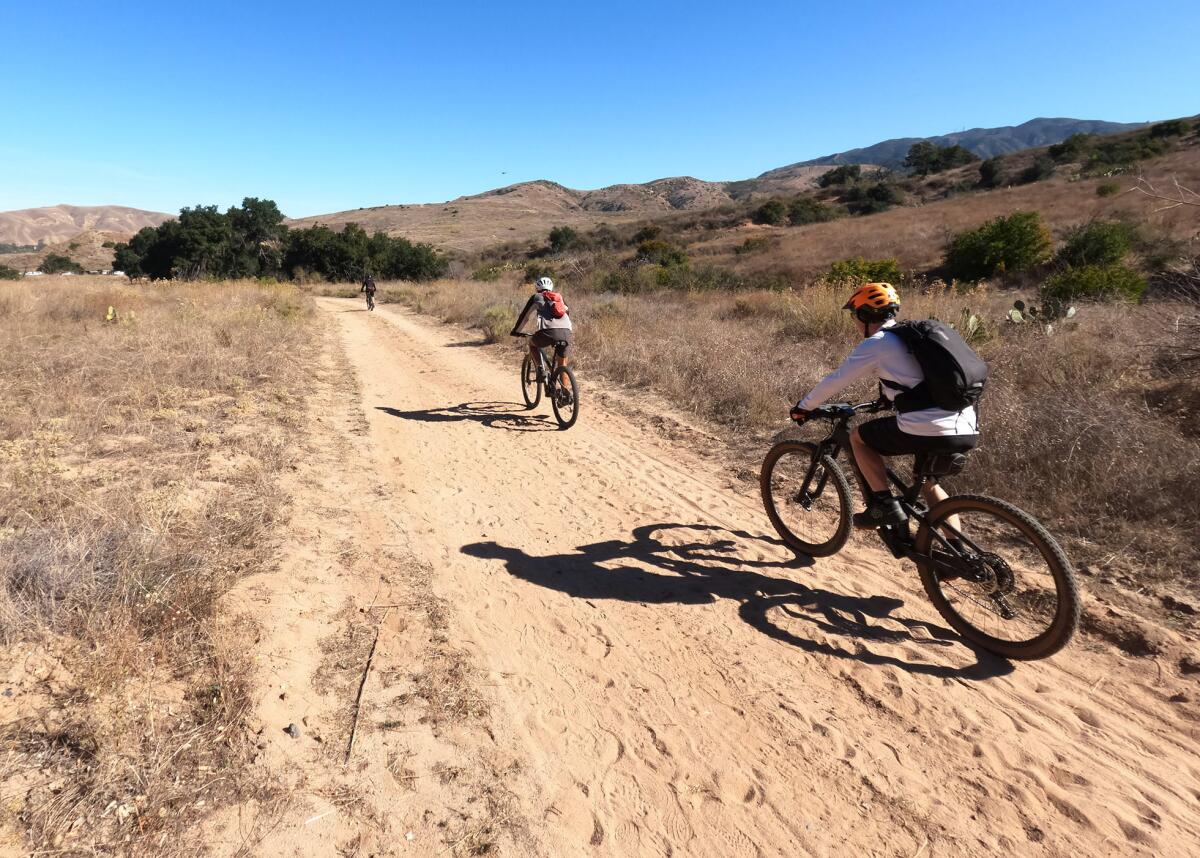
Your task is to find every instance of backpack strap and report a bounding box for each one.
[880,324,934,413]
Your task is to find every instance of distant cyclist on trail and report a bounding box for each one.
[790,282,985,530]
[510,276,573,376]
[361,274,377,309]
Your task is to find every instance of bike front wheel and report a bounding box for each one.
[520,354,542,409]
[760,441,853,557]
[550,366,579,429]
[914,494,1080,660]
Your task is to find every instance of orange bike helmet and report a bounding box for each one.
[843,282,900,322]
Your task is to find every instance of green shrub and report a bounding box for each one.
[843,182,904,215]
[630,224,662,244]
[524,262,556,283]
[1041,264,1146,305]
[817,165,861,187]
[40,253,84,274]
[943,211,1053,281]
[978,157,1004,188]
[0,264,20,280]
[787,196,835,225]
[1018,156,1055,184]
[1057,220,1137,267]
[735,237,771,255]
[478,304,516,343]
[1049,133,1095,163]
[1150,119,1189,138]
[548,225,580,253]
[471,265,502,281]
[1084,134,1167,173]
[904,141,978,176]
[751,199,788,226]
[826,256,902,284]
[1096,181,1121,197]
[636,239,688,267]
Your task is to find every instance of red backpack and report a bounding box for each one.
[540,290,568,319]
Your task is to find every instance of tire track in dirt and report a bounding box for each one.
[314,297,1200,857]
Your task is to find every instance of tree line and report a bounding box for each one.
[113,198,446,282]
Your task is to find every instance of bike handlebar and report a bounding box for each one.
[793,397,889,424]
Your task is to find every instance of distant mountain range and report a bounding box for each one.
[761,117,1146,176]
[0,117,1153,253]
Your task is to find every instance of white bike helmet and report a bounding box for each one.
[534,276,554,292]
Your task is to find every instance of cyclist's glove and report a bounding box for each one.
[790,403,811,423]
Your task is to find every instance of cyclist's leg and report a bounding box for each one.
[553,338,570,370]
[850,425,889,492]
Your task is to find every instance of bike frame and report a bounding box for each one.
[803,402,988,580]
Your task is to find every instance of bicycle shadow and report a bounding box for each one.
[462,522,1013,681]
[375,401,558,432]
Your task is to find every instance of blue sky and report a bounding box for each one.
[1,0,1196,217]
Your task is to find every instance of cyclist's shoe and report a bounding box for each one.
[852,494,907,529]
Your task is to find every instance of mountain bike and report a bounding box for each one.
[519,337,579,429]
[364,291,376,311]
[760,399,1080,660]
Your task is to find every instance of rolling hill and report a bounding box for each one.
[0,204,172,247]
[762,117,1146,175]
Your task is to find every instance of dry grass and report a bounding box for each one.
[381,275,1200,601]
[0,276,316,855]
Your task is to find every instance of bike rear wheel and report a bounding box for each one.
[915,494,1080,660]
[550,366,579,429]
[760,441,853,557]
[520,354,542,408]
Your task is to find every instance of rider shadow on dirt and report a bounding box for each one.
[462,523,1013,681]
[376,401,558,433]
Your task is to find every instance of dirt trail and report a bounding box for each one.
[240,297,1200,856]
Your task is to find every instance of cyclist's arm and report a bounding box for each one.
[797,340,881,410]
[510,295,538,336]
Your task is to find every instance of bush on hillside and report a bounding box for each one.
[787,196,836,225]
[1018,156,1055,184]
[826,256,902,285]
[1041,264,1146,305]
[1049,133,1095,163]
[630,224,662,244]
[548,225,580,253]
[843,182,904,215]
[1084,134,1167,173]
[943,211,1053,281]
[635,239,688,267]
[752,199,788,226]
[904,142,979,176]
[734,237,771,255]
[978,157,1004,188]
[1096,181,1121,197]
[0,264,20,280]
[40,253,84,274]
[1150,119,1189,138]
[1057,220,1138,267]
[817,165,861,188]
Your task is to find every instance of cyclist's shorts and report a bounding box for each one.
[531,328,571,357]
[858,416,977,457]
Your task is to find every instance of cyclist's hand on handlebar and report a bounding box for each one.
[790,404,811,423]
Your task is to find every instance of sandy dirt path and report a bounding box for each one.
[299,297,1199,857]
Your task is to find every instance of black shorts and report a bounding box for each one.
[858,416,978,456]
[531,329,572,357]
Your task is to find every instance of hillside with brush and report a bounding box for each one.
[0,204,171,246]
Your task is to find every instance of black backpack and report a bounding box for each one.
[883,320,987,412]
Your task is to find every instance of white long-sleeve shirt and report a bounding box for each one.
[798,321,978,437]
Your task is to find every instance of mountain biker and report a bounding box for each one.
[790,283,979,529]
[510,276,573,375]
[361,274,377,306]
